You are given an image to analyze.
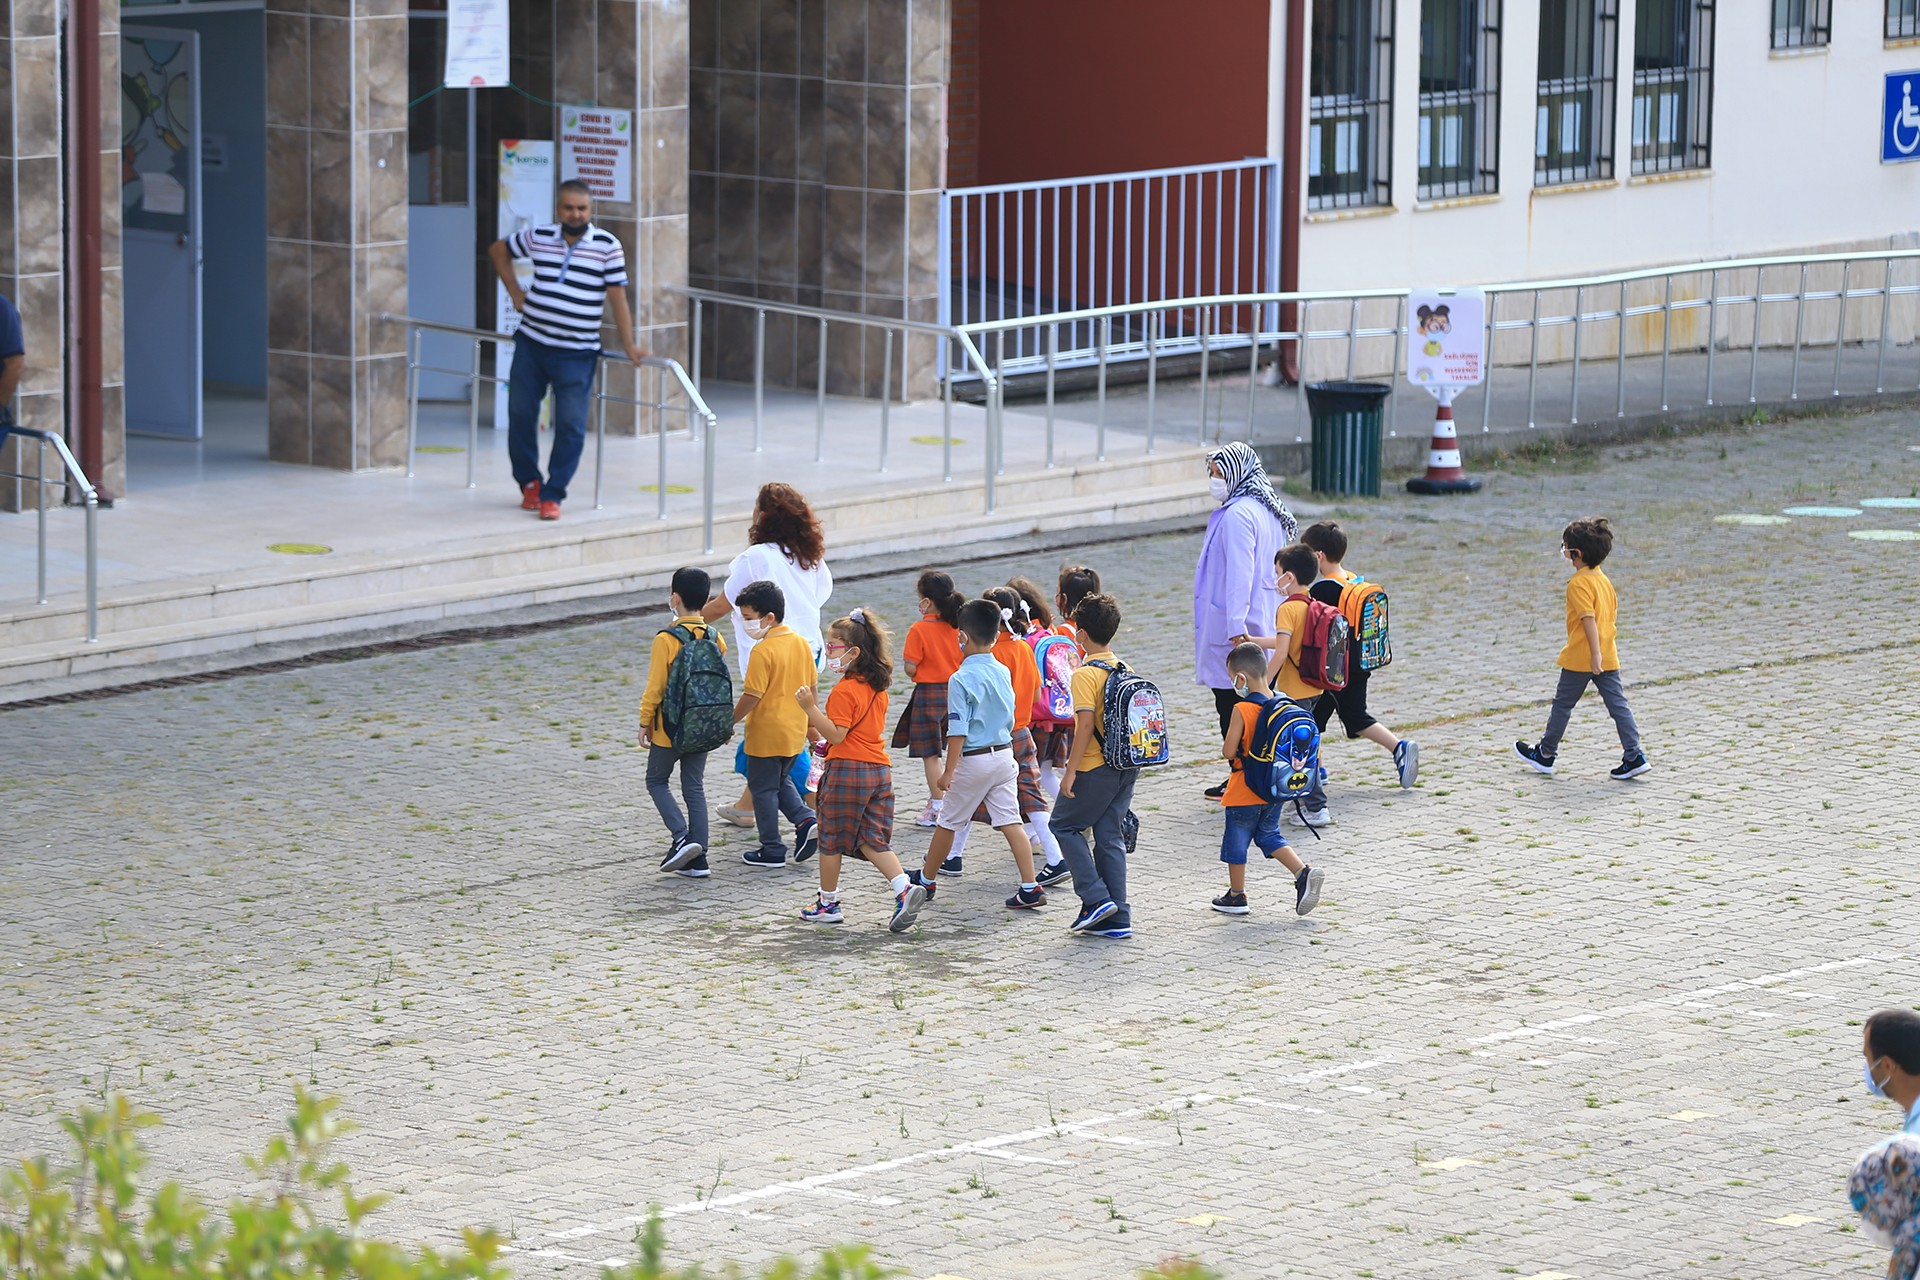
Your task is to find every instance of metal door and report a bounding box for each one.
[122,26,204,439]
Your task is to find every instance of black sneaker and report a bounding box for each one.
[1609,751,1652,781]
[1211,889,1250,915]
[1005,885,1047,910]
[793,820,819,863]
[908,869,938,902]
[742,849,787,870]
[1068,900,1118,933]
[939,854,964,878]
[1294,865,1325,916]
[660,839,704,874]
[1094,911,1132,938]
[1512,740,1556,776]
[1204,780,1229,799]
[1035,860,1072,888]
[674,853,711,879]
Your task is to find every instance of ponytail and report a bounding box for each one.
[916,570,965,628]
[832,608,894,692]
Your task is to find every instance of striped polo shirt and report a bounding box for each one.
[506,222,629,351]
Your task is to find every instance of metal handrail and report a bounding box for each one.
[946,155,1279,199]
[382,313,722,551]
[1,422,100,641]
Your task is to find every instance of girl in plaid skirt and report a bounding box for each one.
[796,609,928,933]
[896,571,967,827]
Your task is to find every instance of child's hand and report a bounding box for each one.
[1592,659,1605,677]
[639,726,652,747]
[1057,772,1076,800]
[795,686,817,710]
[936,768,955,793]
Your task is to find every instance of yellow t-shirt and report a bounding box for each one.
[1270,597,1320,703]
[1558,567,1620,672]
[1069,652,1116,773]
[638,616,727,749]
[742,623,815,757]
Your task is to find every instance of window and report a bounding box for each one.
[1772,0,1830,49]
[1892,0,1919,41]
[1417,0,1501,199]
[1536,0,1617,186]
[1632,0,1714,175]
[1309,0,1395,209]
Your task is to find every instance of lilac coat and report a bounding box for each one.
[1192,495,1288,688]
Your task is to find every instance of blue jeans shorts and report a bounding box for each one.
[1220,802,1288,865]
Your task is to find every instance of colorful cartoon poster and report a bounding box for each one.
[559,107,633,204]
[1405,288,1486,388]
[495,140,554,427]
[443,0,510,89]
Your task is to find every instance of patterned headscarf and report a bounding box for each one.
[1851,1135,1920,1279]
[1208,442,1298,541]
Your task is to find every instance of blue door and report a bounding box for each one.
[122,26,204,439]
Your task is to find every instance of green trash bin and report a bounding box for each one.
[1305,381,1391,496]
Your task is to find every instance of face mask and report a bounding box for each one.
[1232,679,1249,698]
[1208,476,1231,503]
[827,654,848,673]
[561,216,589,235]
[743,618,770,640]
[1867,1058,1892,1099]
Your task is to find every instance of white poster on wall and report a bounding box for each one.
[443,0,510,88]
[495,139,555,427]
[559,106,633,203]
[1405,287,1486,388]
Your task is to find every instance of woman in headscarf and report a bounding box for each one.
[1192,442,1299,797]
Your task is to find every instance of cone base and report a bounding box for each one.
[1406,474,1483,495]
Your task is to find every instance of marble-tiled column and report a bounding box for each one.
[264,0,409,469]
[1,0,124,510]
[690,0,947,399]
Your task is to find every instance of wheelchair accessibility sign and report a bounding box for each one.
[1884,72,1920,163]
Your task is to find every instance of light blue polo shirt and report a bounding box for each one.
[945,652,1016,751]
[1905,1099,1920,1136]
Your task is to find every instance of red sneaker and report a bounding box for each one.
[539,500,561,521]
[520,481,541,511]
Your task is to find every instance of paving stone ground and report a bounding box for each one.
[4,410,1920,1279]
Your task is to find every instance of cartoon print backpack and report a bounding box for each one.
[1240,696,1322,807]
[658,622,734,753]
[1289,594,1351,692]
[1087,659,1170,770]
[1025,631,1081,724]
[1338,574,1392,672]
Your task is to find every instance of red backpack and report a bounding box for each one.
[1288,593,1351,692]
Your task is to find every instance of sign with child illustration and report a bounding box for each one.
[1405,287,1485,388]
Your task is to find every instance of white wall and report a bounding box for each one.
[1297,0,1920,291]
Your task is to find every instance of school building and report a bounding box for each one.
[7,0,1920,511]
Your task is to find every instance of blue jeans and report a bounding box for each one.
[1049,765,1137,910]
[1220,802,1288,865]
[646,744,710,850]
[746,752,816,859]
[507,335,600,503]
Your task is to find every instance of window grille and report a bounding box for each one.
[1771,0,1830,50]
[1890,0,1919,41]
[1309,0,1396,210]
[1418,0,1502,199]
[1632,0,1714,175]
[1536,0,1618,186]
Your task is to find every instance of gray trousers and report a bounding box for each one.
[645,744,710,850]
[746,751,815,859]
[1049,765,1137,909]
[1539,668,1641,756]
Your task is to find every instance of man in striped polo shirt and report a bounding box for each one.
[487,180,647,520]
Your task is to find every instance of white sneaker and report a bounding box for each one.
[914,802,941,828]
[1284,805,1332,828]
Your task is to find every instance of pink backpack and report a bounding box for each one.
[1025,631,1080,724]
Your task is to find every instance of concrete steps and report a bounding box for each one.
[0,448,1212,690]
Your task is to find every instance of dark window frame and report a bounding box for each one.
[1891,0,1919,41]
[1771,0,1831,50]
[1536,0,1619,187]
[1417,0,1503,200]
[1309,0,1397,210]
[1631,0,1714,175]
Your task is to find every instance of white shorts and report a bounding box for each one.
[938,747,1021,831]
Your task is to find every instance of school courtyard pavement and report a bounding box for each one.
[3,410,1919,1278]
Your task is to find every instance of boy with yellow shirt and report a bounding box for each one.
[1514,517,1650,780]
[1254,543,1338,827]
[1050,592,1138,938]
[732,580,821,867]
[642,567,728,878]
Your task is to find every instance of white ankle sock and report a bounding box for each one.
[888,873,910,893]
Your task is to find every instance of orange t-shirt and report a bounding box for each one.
[1222,700,1269,808]
[904,618,963,684]
[1052,622,1078,641]
[825,679,890,766]
[991,632,1042,730]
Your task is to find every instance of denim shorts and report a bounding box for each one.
[1220,802,1288,865]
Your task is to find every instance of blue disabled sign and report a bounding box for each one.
[1883,72,1920,163]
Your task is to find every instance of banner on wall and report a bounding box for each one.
[443,0,510,88]
[495,139,555,428]
[559,106,633,203]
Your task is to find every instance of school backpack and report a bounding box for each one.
[1240,696,1322,807]
[1025,631,1080,724]
[658,622,734,753]
[1086,659,1170,770]
[1338,575,1392,672]
[1288,593,1351,692]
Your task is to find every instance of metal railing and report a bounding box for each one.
[384,314,722,552]
[1,423,100,641]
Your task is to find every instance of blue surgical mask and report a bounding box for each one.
[1232,679,1249,698]
[1867,1058,1892,1099]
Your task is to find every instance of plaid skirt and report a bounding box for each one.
[816,758,894,858]
[1031,719,1072,769]
[894,682,950,759]
[970,726,1049,823]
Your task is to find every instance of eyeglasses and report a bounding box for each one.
[824,642,853,654]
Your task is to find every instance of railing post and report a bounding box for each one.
[1659,275,1673,412]
[35,437,48,604]
[1614,280,1628,418]
[655,366,668,521]
[1144,312,1157,454]
[84,494,98,642]
[593,359,608,510]
[1569,286,1585,426]
[1344,296,1359,381]
[1096,316,1109,462]
[879,328,893,474]
[466,337,481,488]
[942,344,955,482]
[702,410,717,553]
[1294,299,1308,442]
[1789,262,1808,400]
[1245,323,1260,443]
[1705,270,1719,406]
[1526,290,1540,429]
[1388,295,1405,439]
[753,308,767,452]
[691,297,703,389]
[1045,323,1057,468]
[1877,257,1893,394]
[1480,293,1495,435]
[814,319,828,463]
[1749,266,1763,405]
[1833,261,1851,398]
[405,326,420,479]
[1197,307,1211,442]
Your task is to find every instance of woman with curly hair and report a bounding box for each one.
[702,483,834,828]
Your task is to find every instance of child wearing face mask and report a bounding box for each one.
[732,580,820,869]
[1211,642,1324,917]
[793,609,928,932]
[1513,517,1651,781]
[1251,543,1338,828]
[897,570,968,827]
[641,567,728,879]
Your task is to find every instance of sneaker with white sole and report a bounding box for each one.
[1284,805,1332,828]
[800,894,843,925]
[1035,861,1072,888]
[1609,751,1652,780]
[794,820,820,863]
[659,839,705,873]
[939,854,964,878]
[742,849,787,870]
[1094,911,1132,938]
[1512,741,1556,776]
[1068,900,1118,933]
[889,884,929,933]
[1394,740,1419,789]
[1211,889,1250,915]
[674,853,712,879]
[1294,865,1325,916]
[913,802,941,828]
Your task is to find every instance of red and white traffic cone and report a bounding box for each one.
[1405,386,1482,495]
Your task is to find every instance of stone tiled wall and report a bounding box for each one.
[689,0,947,399]
[263,0,409,470]
[1,0,125,511]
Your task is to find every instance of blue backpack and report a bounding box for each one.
[1240,696,1321,809]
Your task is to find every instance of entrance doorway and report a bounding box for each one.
[407,13,479,405]
[121,25,203,438]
